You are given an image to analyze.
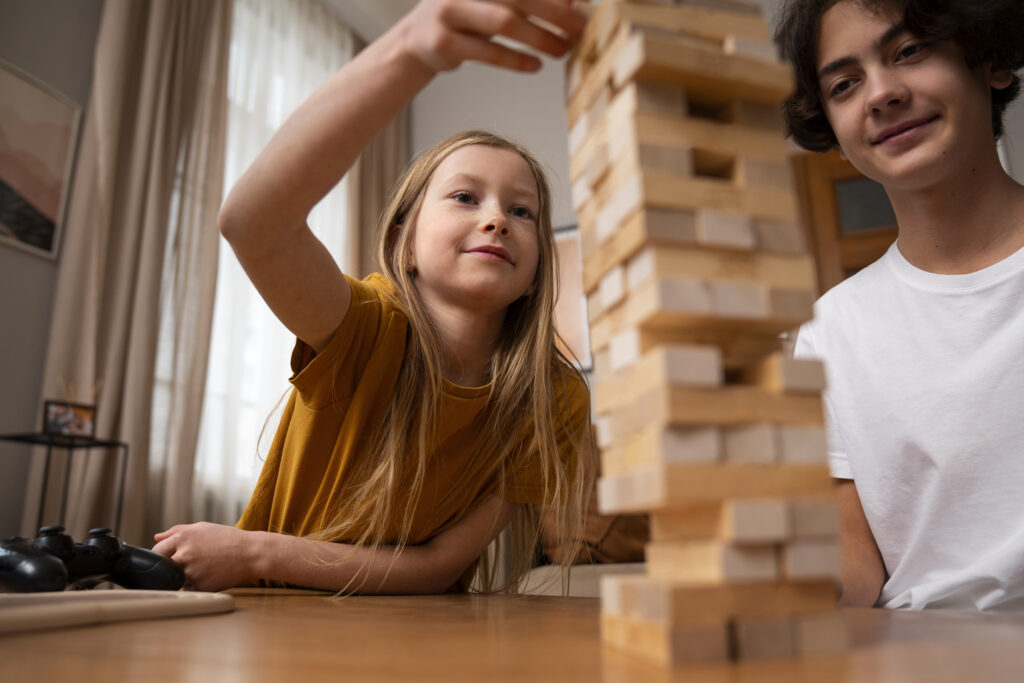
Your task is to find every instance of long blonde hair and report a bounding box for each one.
[309,131,590,592]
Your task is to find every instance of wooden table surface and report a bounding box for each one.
[2,590,1024,682]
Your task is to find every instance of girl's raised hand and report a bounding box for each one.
[398,0,588,74]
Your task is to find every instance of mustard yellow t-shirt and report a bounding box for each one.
[237,274,589,545]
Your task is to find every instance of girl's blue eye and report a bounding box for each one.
[453,192,474,203]
[511,206,533,219]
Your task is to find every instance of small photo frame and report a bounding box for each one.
[43,400,96,438]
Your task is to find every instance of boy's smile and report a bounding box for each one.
[816,1,1010,193]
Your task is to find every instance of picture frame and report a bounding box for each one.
[553,224,592,371]
[0,59,82,260]
[43,400,97,438]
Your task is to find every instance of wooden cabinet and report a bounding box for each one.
[791,150,898,295]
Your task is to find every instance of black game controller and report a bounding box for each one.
[0,536,68,592]
[0,526,185,592]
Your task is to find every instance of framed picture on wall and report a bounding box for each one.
[0,59,82,259]
[553,225,592,371]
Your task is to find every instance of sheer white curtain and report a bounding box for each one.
[191,0,355,524]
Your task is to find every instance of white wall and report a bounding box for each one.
[0,0,104,536]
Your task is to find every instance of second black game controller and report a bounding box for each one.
[0,526,186,593]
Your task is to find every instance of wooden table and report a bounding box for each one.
[2,591,1024,681]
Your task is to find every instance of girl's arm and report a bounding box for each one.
[218,0,585,352]
[153,496,518,593]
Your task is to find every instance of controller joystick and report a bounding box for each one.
[0,536,68,593]
[0,526,186,593]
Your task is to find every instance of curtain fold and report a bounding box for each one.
[191,0,358,526]
[23,0,232,546]
[347,36,410,278]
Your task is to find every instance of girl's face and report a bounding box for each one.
[817,1,1011,192]
[409,144,541,315]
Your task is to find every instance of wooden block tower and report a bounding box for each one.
[564,0,846,665]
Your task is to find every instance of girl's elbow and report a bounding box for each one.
[217,199,244,244]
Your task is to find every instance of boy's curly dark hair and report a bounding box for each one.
[773,0,1024,152]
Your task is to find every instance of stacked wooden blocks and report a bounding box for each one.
[565,0,846,665]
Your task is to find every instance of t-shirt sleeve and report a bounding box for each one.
[503,369,591,505]
[794,320,852,480]
[288,274,403,411]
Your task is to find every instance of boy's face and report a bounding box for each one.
[816,1,1012,192]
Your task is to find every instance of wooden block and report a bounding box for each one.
[638,143,693,176]
[722,423,779,463]
[650,499,789,543]
[754,217,806,254]
[695,210,756,250]
[768,287,816,322]
[570,174,592,213]
[568,111,589,157]
[592,347,611,379]
[708,280,766,318]
[778,425,828,464]
[793,612,847,656]
[789,498,841,539]
[601,242,816,300]
[647,540,778,583]
[634,81,687,116]
[635,577,840,625]
[611,27,794,105]
[588,279,810,353]
[612,1,771,44]
[602,424,722,477]
[594,323,784,373]
[732,617,796,659]
[583,140,612,189]
[598,265,626,312]
[728,98,786,130]
[601,612,730,666]
[780,540,841,581]
[600,573,641,616]
[594,416,613,450]
[723,34,779,63]
[595,173,642,244]
[741,353,827,394]
[567,21,630,127]
[597,462,831,514]
[593,344,722,413]
[738,157,794,193]
[596,383,824,435]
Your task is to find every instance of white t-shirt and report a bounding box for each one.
[795,242,1024,611]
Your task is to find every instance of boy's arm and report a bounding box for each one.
[835,479,886,607]
[153,496,518,593]
[217,0,584,353]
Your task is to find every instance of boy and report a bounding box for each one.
[774,0,1024,610]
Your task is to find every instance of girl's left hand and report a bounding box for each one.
[153,522,262,591]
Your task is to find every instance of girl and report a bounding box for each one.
[152,0,592,594]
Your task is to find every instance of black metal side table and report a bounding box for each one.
[0,433,128,535]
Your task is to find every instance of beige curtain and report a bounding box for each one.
[23,0,232,546]
[347,36,410,278]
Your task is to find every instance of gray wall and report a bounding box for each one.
[0,0,104,536]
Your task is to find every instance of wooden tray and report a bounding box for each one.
[0,589,234,634]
